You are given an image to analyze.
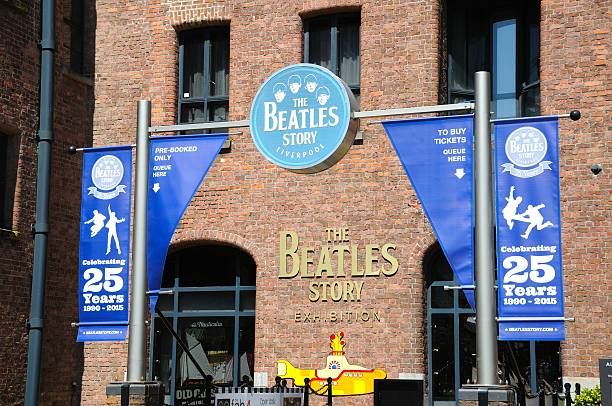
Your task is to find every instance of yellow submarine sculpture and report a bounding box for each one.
[276,332,386,396]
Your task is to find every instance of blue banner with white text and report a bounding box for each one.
[147,134,227,312]
[383,115,475,308]
[495,116,564,340]
[77,147,132,341]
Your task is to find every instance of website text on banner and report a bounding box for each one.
[77,147,132,341]
[383,115,475,308]
[147,134,227,312]
[494,116,564,340]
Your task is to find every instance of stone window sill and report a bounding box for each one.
[0,0,28,14]
[0,227,19,239]
[61,66,94,87]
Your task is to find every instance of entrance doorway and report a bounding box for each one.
[149,245,256,406]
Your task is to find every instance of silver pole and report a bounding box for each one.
[474,71,498,385]
[127,100,151,381]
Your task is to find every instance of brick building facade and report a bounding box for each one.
[1,0,609,405]
[0,0,94,404]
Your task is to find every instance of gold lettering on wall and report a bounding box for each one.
[278,228,399,307]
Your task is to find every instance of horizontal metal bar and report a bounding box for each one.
[149,131,243,139]
[361,102,474,122]
[152,310,255,318]
[149,119,250,133]
[72,132,240,152]
[74,144,135,152]
[444,285,475,290]
[148,103,474,133]
[491,112,580,124]
[147,286,256,295]
[430,308,475,315]
[173,286,256,292]
[71,321,129,327]
[496,317,575,322]
[146,290,173,295]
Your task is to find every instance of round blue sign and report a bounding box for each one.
[250,64,358,173]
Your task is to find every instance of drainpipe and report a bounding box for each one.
[24,0,55,404]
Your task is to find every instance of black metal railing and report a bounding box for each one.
[520,382,581,406]
[171,375,308,406]
[302,377,334,406]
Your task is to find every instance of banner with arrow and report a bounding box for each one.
[383,115,475,307]
[146,134,227,312]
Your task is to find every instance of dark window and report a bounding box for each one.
[0,134,19,229]
[68,0,85,74]
[446,1,540,118]
[151,245,255,405]
[425,246,475,406]
[178,27,229,133]
[304,13,360,103]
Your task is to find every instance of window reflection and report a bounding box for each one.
[304,13,360,102]
[178,318,234,385]
[178,27,229,135]
[447,1,540,118]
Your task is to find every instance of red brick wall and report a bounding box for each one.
[84,0,610,405]
[0,0,93,404]
[540,0,611,382]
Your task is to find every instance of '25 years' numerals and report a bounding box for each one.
[502,255,558,303]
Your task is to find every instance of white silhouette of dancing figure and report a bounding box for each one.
[84,209,106,237]
[105,205,125,255]
[520,204,554,239]
[502,186,524,230]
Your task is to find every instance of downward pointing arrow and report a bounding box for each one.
[454,168,466,179]
[152,183,160,193]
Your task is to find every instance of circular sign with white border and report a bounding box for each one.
[91,155,124,191]
[250,64,358,173]
[504,126,548,168]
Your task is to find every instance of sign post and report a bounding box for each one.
[473,71,499,386]
[127,100,151,382]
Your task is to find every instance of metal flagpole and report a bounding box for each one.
[474,71,499,386]
[126,100,151,381]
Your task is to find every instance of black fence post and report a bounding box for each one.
[205,374,213,405]
[564,383,572,406]
[478,388,489,406]
[575,383,580,396]
[304,378,310,406]
[120,383,130,406]
[327,377,333,406]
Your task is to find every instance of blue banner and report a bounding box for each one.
[383,115,475,307]
[77,147,132,341]
[494,116,564,340]
[147,134,227,312]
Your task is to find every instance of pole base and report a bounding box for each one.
[106,381,165,406]
[459,384,516,406]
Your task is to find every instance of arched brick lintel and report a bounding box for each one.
[169,228,265,270]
